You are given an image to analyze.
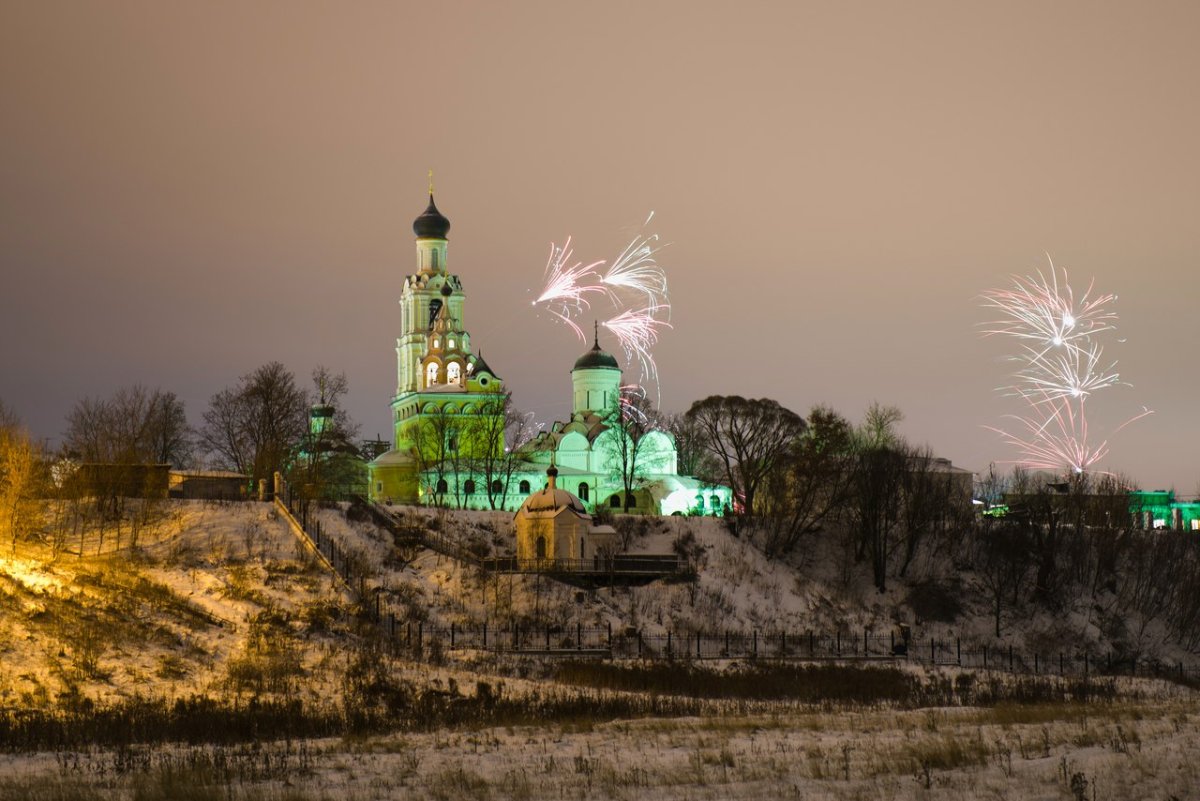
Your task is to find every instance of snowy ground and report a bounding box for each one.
[314,504,1200,672]
[0,500,356,707]
[2,695,1197,800]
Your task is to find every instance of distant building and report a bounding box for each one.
[168,470,248,500]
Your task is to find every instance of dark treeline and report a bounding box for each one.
[676,394,1200,659]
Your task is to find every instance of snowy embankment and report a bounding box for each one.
[312,503,1200,672]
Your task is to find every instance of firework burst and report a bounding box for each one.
[531,213,673,396]
[980,260,1148,475]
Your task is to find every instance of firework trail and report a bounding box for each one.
[531,213,673,397]
[601,215,670,313]
[980,260,1149,475]
[532,237,606,340]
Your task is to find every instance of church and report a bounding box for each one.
[367,192,732,517]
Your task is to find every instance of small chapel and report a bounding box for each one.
[368,191,732,516]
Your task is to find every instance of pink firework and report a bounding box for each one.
[980,260,1148,475]
[603,308,673,386]
[532,237,606,340]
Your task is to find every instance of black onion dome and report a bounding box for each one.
[413,194,450,239]
[572,340,620,371]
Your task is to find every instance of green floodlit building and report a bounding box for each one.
[1128,490,1200,531]
[367,193,733,516]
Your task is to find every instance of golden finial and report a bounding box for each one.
[428,168,434,196]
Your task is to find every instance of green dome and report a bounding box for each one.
[573,340,619,371]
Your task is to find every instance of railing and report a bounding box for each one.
[372,620,1200,681]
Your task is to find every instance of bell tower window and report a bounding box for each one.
[447,362,461,384]
[426,363,438,387]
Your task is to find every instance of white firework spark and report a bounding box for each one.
[531,212,673,396]
[532,237,606,340]
[980,260,1147,475]
[603,307,673,386]
[602,229,670,313]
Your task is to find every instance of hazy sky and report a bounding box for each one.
[2,2,1197,490]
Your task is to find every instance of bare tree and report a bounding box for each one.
[64,386,192,466]
[684,395,807,517]
[974,522,1033,637]
[757,405,856,557]
[599,387,659,513]
[200,362,307,484]
[461,390,527,510]
[0,413,43,555]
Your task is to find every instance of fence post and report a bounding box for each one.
[1084,652,1089,676]
[930,637,935,664]
[956,637,961,666]
[781,631,786,656]
[752,630,758,658]
[811,631,817,657]
[1008,644,1014,671]
[451,622,456,649]
[697,632,702,659]
[607,621,612,650]
[638,631,643,658]
[577,622,582,651]
[836,630,841,656]
[865,629,869,658]
[417,622,423,653]
[1059,653,1063,675]
[983,644,987,669]
[483,622,488,649]
[545,625,550,650]
[375,593,380,621]
[389,612,395,639]
[1034,653,1039,674]
[725,630,730,656]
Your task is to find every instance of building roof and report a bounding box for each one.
[572,329,619,371]
[514,466,590,520]
[413,194,451,239]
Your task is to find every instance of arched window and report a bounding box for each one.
[578,483,589,502]
[448,338,455,349]
[519,480,530,494]
[491,480,502,494]
[431,250,439,271]
[711,495,721,510]
[535,536,547,560]
[433,338,440,349]
[610,494,621,509]
[446,362,461,384]
[426,362,438,387]
[463,479,475,495]
[436,478,448,494]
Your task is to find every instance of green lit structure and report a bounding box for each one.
[1128,490,1200,531]
[367,192,732,515]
